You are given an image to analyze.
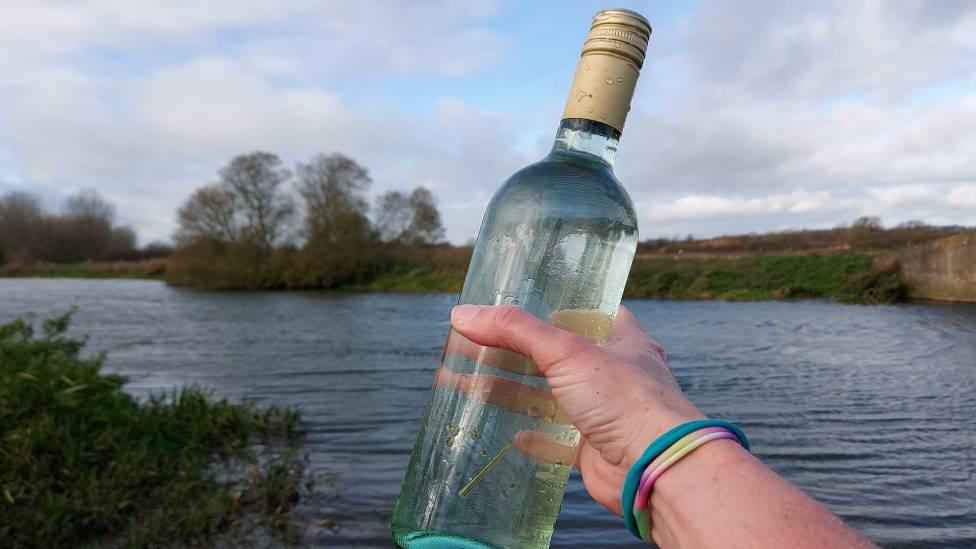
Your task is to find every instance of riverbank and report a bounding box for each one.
[0,313,309,547]
[0,259,166,280]
[355,252,905,304]
[0,252,906,303]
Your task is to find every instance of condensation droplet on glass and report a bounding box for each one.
[605,78,614,85]
[617,77,624,83]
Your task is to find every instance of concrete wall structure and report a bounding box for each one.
[898,231,976,303]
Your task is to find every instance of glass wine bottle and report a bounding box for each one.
[393,9,650,549]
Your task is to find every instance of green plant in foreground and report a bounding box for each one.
[0,313,307,548]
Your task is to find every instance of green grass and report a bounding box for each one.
[345,252,902,304]
[0,313,308,548]
[2,252,907,304]
[352,263,466,293]
[625,253,903,303]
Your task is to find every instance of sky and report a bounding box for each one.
[1,0,975,245]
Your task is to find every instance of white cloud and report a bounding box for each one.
[0,0,507,80]
[644,190,839,223]
[617,0,976,237]
[1,0,975,245]
[0,0,512,243]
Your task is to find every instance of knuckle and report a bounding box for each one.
[648,341,668,363]
[658,348,670,366]
[494,305,526,332]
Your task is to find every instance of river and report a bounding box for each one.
[1,279,974,548]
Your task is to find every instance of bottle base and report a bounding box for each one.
[394,531,499,549]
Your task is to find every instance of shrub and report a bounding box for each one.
[0,313,306,547]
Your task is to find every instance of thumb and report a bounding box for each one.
[450,305,594,375]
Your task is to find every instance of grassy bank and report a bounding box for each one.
[625,253,905,303]
[1,251,907,304]
[0,313,308,547]
[352,263,467,293]
[351,252,905,304]
[0,259,166,280]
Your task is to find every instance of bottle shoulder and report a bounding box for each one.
[488,151,637,226]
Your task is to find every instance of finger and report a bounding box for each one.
[606,305,668,362]
[607,305,648,345]
[444,330,542,376]
[434,368,570,424]
[577,440,624,516]
[513,431,577,466]
[451,305,594,374]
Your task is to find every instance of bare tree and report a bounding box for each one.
[62,189,116,261]
[64,188,115,223]
[374,187,445,245]
[219,152,294,250]
[0,191,43,262]
[175,184,240,245]
[375,190,411,242]
[406,187,445,245]
[296,153,374,248]
[852,216,883,230]
[1,188,141,264]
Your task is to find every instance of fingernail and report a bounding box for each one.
[452,305,480,326]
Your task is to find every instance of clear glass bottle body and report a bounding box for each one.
[393,120,639,549]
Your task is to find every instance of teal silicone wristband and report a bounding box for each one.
[621,419,750,539]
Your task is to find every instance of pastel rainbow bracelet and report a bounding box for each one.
[621,419,750,541]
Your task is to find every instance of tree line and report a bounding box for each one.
[167,151,448,289]
[0,189,155,265]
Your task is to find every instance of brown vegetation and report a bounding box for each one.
[638,216,964,255]
[0,258,167,279]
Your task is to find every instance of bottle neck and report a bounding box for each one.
[551,118,621,167]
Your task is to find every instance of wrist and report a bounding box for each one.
[620,419,750,540]
[648,439,751,546]
[623,410,707,471]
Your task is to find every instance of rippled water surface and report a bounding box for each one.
[1,280,974,548]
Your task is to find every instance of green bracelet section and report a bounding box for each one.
[620,419,750,539]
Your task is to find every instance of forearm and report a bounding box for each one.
[648,439,874,549]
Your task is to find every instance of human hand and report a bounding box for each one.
[449,304,704,515]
